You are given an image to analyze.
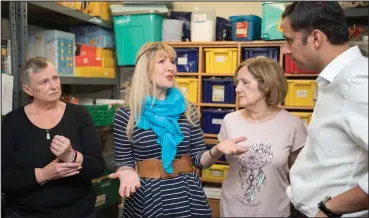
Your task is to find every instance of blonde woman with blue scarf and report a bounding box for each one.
[109,42,247,218]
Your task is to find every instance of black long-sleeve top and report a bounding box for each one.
[1,103,105,217]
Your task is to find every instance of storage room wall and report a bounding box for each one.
[172,2,263,18]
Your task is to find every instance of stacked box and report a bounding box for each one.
[70,26,115,48]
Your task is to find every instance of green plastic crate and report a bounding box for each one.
[83,105,118,126]
[93,169,120,209]
[261,2,286,40]
[113,12,166,66]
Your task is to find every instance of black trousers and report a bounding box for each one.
[289,204,309,218]
[3,210,96,218]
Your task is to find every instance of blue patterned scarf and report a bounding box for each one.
[137,87,186,174]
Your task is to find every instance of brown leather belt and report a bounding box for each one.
[136,155,194,179]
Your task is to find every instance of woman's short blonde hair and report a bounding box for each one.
[21,57,52,85]
[234,57,288,106]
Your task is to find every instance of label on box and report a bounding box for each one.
[193,14,207,23]
[215,56,225,63]
[212,118,222,125]
[212,85,225,102]
[178,57,188,65]
[236,22,248,38]
[211,170,222,177]
[95,194,106,207]
[296,90,308,98]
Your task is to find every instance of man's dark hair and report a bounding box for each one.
[282,2,349,45]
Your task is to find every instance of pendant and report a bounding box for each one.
[46,133,50,140]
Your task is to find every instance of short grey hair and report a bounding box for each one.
[21,57,52,85]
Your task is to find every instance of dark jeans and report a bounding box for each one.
[289,204,309,218]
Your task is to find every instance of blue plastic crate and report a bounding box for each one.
[243,47,279,61]
[202,78,235,104]
[175,48,199,72]
[229,15,262,41]
[202,109,233,134]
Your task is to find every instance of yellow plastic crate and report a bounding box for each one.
[176,78,198,103]
[204,48,238,74]
[202,164,229,180]
[291,112,312,129]
[285,80,317,107]
[96,48,114,58]
[95,57,115,68]
[75,67,116,78]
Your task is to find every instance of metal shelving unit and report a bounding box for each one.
[60,76,116,85]
[344,7,369,18]
[2,1,120,109]
[28,2,112,29]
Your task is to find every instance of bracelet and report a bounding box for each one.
[71,149,77,163]
[209,147,217,159]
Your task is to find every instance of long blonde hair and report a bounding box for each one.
[125,42,195,139]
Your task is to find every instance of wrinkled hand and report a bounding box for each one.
[51,135,74,162]
[43,159,82,181]
[109,168,141,198]
[216,136,248,155]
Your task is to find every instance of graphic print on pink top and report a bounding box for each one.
[236,143,273,206]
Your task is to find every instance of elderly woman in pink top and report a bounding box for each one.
[216,57,307,217]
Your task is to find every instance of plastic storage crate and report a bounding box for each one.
[202,164,229,180]
[284,55,318,74]
[202,109,233,134]
[175,48,199,72]
[176,78,198,103]
[291,112,312,129]
[202,78,235,104]
[70,25,114,48]
[204,48,238,74]
[92,169,120,209]
[29,30,75,76]
[285,80,317,107]
[261,2,285,40]
[229,15,262,41]
[243,47,279,61]
[113,12,166,66]
[83,105,118,126]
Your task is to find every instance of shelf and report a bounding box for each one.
[165,40,285,48]
[27,2,113,30]
[201,73,235,76]
[177,73,318,78]
[281,105,314,110]
[204,138,220,145]
[285,73,319,77]
[60,76,116,85]
[344,7,369,18]
[200,177,223,184]
[200,103,236,108]
[203,134,218,138]
[176,72,199,76]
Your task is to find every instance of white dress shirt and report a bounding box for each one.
[286,46,368,217]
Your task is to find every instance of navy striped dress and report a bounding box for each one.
[113,104,212,218]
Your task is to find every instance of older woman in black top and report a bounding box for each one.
[1,57,105,218]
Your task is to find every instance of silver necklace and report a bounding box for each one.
[34,105,52,140]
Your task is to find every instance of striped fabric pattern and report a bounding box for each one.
[113,105,212,218]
